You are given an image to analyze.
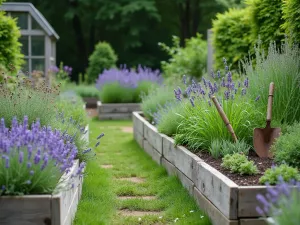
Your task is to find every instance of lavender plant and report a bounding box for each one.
[256,178,300,225]
[173,60,264,152]
[48,62,72,89]
[0,116,93,195]
[0,76,59,127]
[96,65,163,103]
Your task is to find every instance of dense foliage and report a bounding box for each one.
[87,42,117,84]
[212,8,252,70]
[246,0,285,49]
[272,123,300,169]
[244,40,300,124]
[159,34,207,80]
[282,0,300,43]
[0,11,23,73]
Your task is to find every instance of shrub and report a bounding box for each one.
[256,179,300,224]
[221,140,251,156]
[141,85,175,122]
[221,153,258,175]
[246,0,285,49]
[70,85,100,98]
[244,39,300,124]
[86,42,117,84]
[155,100,190,137]
[0,11,23,72]
[259,164,300,185]
[159,34,207,79]
[212,8,252,70]
[272,123,300,168]
[0,116,85,195]
[0,77,59,127]
[174,71,264,151]
[96,66,162,103]
[282,0,300,43]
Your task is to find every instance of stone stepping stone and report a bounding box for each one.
[120,126,133,133]
[117,177,145,183]
[118,209,161,217]
[117,196,156,200]
[101,164,113,169]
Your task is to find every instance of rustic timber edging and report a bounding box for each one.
[0,160,83,225]
[133,111,270,225]
[83,97,98,108]
[97,101,140,120]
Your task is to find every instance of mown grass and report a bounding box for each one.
[74,119,211,225]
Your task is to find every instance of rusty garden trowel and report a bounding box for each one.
[253,82,281,158]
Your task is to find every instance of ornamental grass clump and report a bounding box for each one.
[256,178,300,225]
[96,65,163,103]
[244,39,300,124]
[0,76,60,127]
[174,61,264,152]
[0,116,85,195]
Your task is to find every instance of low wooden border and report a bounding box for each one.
[0,160,83,225]
[97,101,140,120]
[83,97,98,108]
[133,111,270,225]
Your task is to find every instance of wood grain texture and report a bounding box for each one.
[0,195,52,225]
[143,139,162,165]
[132,111,144,135]
[143,120,163,154]
[193,187,239,225]
[193,161,238,219]
[97,101,140,113]
[239,218,268,225]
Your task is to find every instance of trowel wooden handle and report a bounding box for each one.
[267,82,274,122]
[211,96,238,142]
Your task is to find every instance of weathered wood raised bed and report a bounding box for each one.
[97,101,140,120]
[83,97,98,108]
[133,111,271,225]
[0,160,83,225]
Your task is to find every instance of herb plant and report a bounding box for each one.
[259,164,300,185]
[256,178,300,225]
[272,123,300,168]
[221,153,258,175]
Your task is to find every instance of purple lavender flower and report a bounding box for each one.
[255,95,260,101]
[95,142,100,147]
[97,133,105,139]
[96,65,162,90]
[190,98,195,107]
[217,70,221,78]
[19,151,24,163]
[49,65,59,73]
[244,77,249,88]
[183,75,187,85]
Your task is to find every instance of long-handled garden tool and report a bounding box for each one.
[253,82,281,158]
[211,96,238,142]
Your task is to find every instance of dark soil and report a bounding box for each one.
[196,151,274,186]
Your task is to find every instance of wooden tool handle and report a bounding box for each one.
[211,96,238,142]
[267,82,274,122]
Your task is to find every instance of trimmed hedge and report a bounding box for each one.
[282,0,300,43]
[246,0,285,49]
[212,8,252,70]
[0,11,23,73]
[86,41,117,84]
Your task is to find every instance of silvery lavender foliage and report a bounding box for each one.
[256,177,300,225]
[95,65,163,89]
[0,116,85,195]
[174,59,252,107]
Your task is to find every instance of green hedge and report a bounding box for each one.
[86,42,117,84]
[0,11,23,72]
[246,0,285,49]
[212,8,252,70]
[282,0,300,43]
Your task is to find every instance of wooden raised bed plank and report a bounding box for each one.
[0,160,82,225]
[192,161,238,220]
[175,166,194,196]
[98,113,133,120]
[193,187,239,225]
[143,139,162,165]
[134,131,144,149]
[239,218,268,225]
[0,195,52,225]
[97,101,140,113]
[132,111,144,135]
[143,120,163,154]
[161,157,177,176]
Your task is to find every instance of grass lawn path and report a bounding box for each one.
[74,119,211,225]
